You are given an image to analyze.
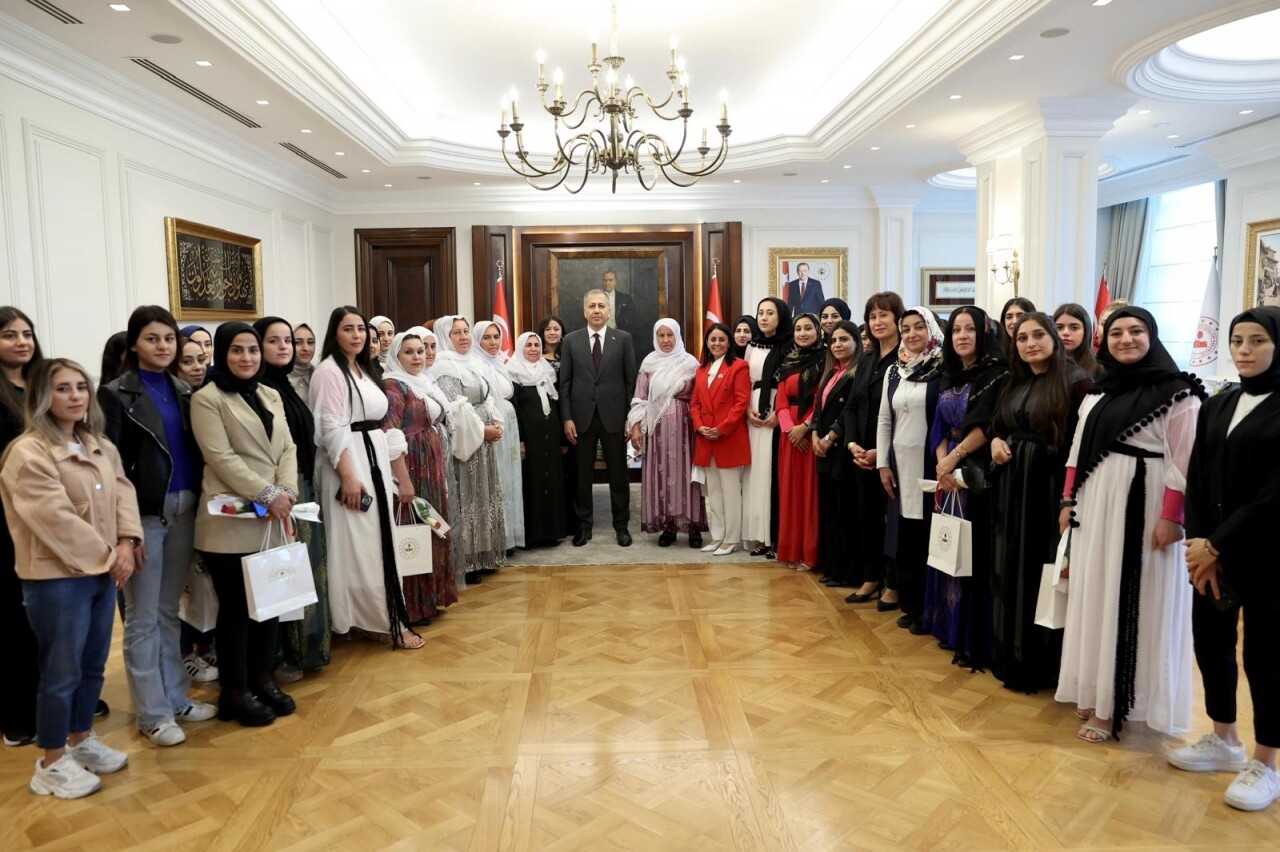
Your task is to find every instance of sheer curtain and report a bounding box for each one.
[1104,198,1149,302]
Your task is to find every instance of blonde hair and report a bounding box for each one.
[21,358,105,447]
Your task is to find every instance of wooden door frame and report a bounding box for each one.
[354,227,458,318]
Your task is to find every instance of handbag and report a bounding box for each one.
[1034,530,1071,630]
[178,559,218,632]
[393,504,434,578]
[449,397,484,461]
[241,520,318,622]
[927,489,972,578]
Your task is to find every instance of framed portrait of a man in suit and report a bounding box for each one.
[549,250,667,362]
[767,247,848,315]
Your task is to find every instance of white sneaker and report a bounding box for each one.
[30,754,101,799]
[144,720,186,746]
[1167,732,1249,772]
[701,542,720,553]
[176,701,217,723]
[183,653,219,683]
[1225,761,1280,811]
[69,732,128,774]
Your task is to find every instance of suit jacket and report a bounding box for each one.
[190,383,298,554]
[785,278,826,315]
[812,370,855,479]
[559,326,637,433]
[611,290,636,334]
[691,358,751,468]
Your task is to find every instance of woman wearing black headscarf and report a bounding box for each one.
[774,313,826,570]
[818,298,852,342]
[921,306,1007,667]
[190,323,299,726]
[1056,307,1204,743]
[253,317,330,674]
[741,298,792,556]
[1171,307,1280,811]
[731,315,758,360]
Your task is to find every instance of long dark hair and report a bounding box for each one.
[996,297,1037,353]
[819,320,861,387]
[99,331,128,385]
[0,306,44,430]
[537,314,566,361]
[700,323,736,367]
[124,305,180,372]
[321,305,380,418]
[995,312,1073,448]
[1052,302,1099,376]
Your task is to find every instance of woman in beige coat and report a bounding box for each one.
[0,358,142,800]
[190,324,298,728]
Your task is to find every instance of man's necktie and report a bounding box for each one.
[592,333,602,371]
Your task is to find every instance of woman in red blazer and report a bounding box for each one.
[691,323,752,556]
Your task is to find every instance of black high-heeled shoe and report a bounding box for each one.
[876,593,901,612]
[845,583,884,604]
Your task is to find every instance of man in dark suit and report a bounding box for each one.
[785,263,826,315]
[560,288,638,546]
[601,269,637,335]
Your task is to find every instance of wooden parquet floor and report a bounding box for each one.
[2,562,1278,851]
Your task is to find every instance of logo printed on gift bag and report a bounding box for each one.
[936,527,952,552]
[269,564,296,585]
[398,535,422,561]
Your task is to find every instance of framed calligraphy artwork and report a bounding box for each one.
[165,217,264,320]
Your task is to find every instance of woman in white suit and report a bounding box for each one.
[190,323,298,728]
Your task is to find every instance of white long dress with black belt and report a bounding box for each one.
[740,343,772,545]
[1055,392,1199,733]
[310,358,407,634]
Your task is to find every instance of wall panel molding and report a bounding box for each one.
[0,112,17,306]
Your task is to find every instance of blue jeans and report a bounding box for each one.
[23,574,116,750]
[123,490,195,729]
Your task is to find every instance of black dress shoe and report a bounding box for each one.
[218,691,276,727]
[465,570,482,583]
[689,532,703,549]
[764,548,776,560]
[573,529,591,547]
[908,619,929,635]
[876,597,901,613]
[616,529,633,547]
[253,681,297,717]
[658,531,676,547]
[896,613,913,629]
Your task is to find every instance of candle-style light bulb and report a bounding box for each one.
[553,66,564,100]
[701,127,708,148]
[590,36,598,64]
[536,49,546,82]
[669,36,678,68]
[509,87,520,121]
[500,95,510,127]
[720,89,729,121]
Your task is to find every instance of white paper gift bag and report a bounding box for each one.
[927,489,972,578]
[178,560,218,632]
[1034,531,1071,630]
[394,505,434,578]
[241,521,317,622]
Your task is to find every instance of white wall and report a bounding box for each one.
[1217,155,1280,375]
[0,76,336,376]
[913,212,977,309]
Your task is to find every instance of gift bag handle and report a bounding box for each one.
[258,518,290,552]
[396,501,419,526]
[933,487,960,517]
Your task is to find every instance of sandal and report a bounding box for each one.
[396,630,425,650]
[1077,722,1113,743]
[1074,707,1095,721]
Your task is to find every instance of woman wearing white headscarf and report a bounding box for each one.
[379,327,458,622]
[471,320,525,552]
[433,315,506,580]
[508,331,565,545]
[369,316,395,370]
[626,318,708,547]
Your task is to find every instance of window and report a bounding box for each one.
[1133,182,1218,370]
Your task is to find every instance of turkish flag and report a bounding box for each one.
[493,274,514,357]
[705,273,724,337]
[1093,275,1112,351]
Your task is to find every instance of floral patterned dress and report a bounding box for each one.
[633,373,707,534]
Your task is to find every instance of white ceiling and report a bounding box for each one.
[5,0,1280,204]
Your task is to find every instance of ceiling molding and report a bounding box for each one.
[1096,153,1222,208]
[0,10,340,212]
[1036,97,1135,136]
[173,0,1050,173]
[954,102,1043,164]
[1195,116,1280,170]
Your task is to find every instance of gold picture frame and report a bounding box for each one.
[165,217,264,321]
[920,267,977,313]
[1244,216,1280,310]
[767,247,848,313]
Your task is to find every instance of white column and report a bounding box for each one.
[871,188,922,301]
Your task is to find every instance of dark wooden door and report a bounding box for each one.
[355,228,457,328]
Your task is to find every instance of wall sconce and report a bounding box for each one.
[991,250,1020,295]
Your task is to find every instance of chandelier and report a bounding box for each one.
[497,1,731,193]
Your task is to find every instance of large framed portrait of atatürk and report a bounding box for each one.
[549,249,668,362]
[165,217,264,321]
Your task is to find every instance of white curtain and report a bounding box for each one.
[1104,198,1149,303]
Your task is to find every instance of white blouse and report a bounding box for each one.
[876,372,930,520]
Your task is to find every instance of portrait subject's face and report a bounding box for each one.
[602,271,618,292]
[797,263,809,281]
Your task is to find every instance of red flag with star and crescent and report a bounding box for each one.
[493,273,514,357]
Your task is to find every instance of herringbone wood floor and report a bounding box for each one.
[2,562,1277,851]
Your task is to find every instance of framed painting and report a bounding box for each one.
[1244,217,1280,309]
[921,267,977,314]
[548,248,669,361]
[165,217,264,321]
[767,247,848,315]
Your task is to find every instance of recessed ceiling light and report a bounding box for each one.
[842,164,852,169]
[150,34,181,44]
[820,179,829,184]
[1008,54,1025,61]
[870,146,881,151]
[949,94,962,100]
[1091,0,1113,6]
[1153,122,1169,128]
[109,4,131,11]
[300,128,312,133]
[1167,134,1180,139]
[473,182,483,186]
[732,179,741,184]
[1039,28,1070,39]
[1138,108,1151,114]
[334,151,345,156]
[905,123,916,129]
[361,169,371,173]
[782,172,797,177]
[416,176,432,180]
[384,183,392,188]
[195,60,212,67]
[256,99,269,105]
[1240,109,1255,115]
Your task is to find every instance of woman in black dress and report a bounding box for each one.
[510,331,566,546]
[988,313,1091,692]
